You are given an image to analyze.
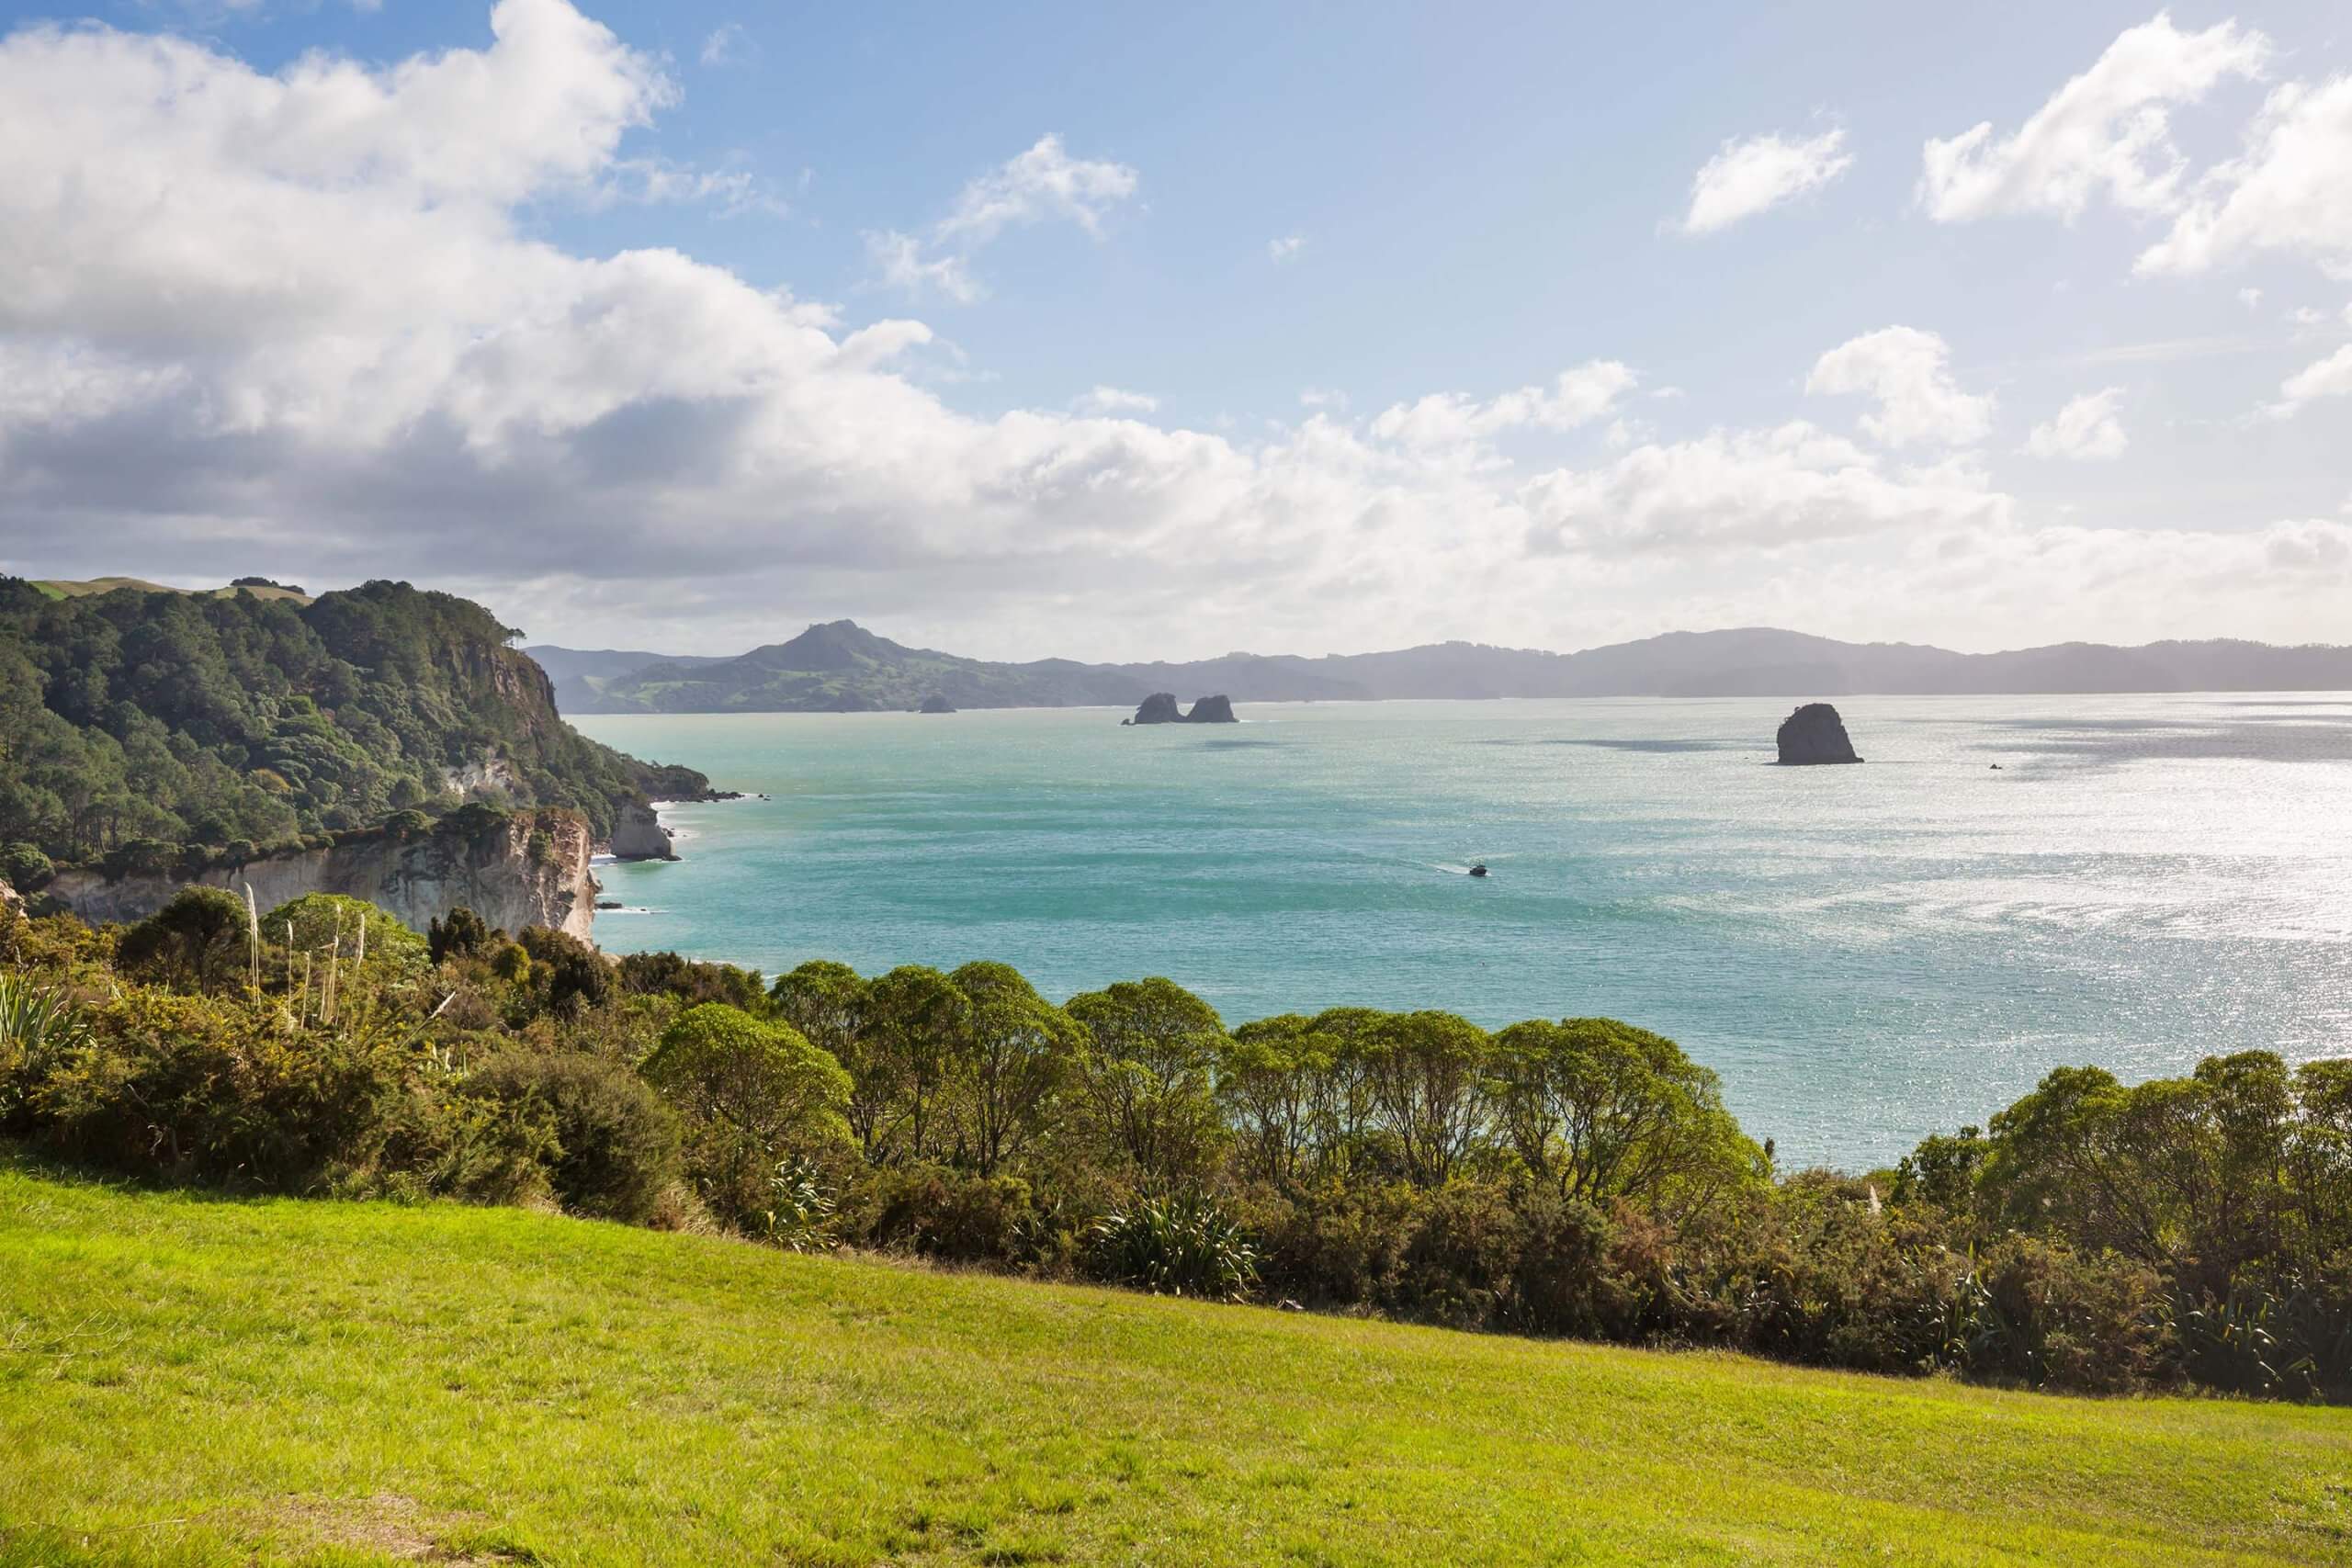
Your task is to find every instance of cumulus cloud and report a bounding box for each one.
[3,0,2341,658]
[1806,328,1995,448]
[1681,127,1852,234]
[2136,76,2352,278]
[1370,363,1634,450]
[1268,234,1305,263]
[867,132,1138,301]
[1919,15,2269,223]
[2022,388,2129,459]
[1520,422,2008,556]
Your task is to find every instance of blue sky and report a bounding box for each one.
[1,0,2347,657]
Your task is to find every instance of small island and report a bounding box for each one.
[1775,702,1861,764]
[918,694,956,714]
[1124,692,1238,725]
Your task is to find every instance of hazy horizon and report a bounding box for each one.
[1,1,2347,661]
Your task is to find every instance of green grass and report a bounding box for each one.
[3,1168,2347,1567]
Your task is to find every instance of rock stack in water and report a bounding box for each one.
[1125,693,1239,725]
[1775,703,1861,764]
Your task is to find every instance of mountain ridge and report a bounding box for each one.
[536,623,2352,713]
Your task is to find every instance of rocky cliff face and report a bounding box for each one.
[1183,695,1238,723]
[48,811,600,942]
[1776,703,1862,765]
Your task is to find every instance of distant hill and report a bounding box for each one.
[36,575,314,605]
[537,623,2352,714]
[520,645,734,717]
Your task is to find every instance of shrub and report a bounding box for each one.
[26,987,403,1189]
[619,950,766,1011]
[517,926,609,1016]
[465,1053,680,1224]
[428,906,496,964]
[852,1163,1036,1264]
[1090,1192,1260,1302]
[1,841,53,892]
[118,887,252,993]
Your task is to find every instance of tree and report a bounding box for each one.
[947,961,1082,1176]
[640,1003,852,1157]
[117,887,251,994]
[856,964,969,1163]
[1488,1017,1757,1219]
[1066,976,1227,1187]
[1360,1010,1490,1187]
[1217,1014,1336,1185]
[427,906,495,964]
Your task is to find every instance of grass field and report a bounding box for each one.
[3,1166,2347,1566]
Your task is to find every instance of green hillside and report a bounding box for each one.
[4,1165,2345,1568]
[34,576,315,605]
[0,577,704,875]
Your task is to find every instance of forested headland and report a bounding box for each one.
[4,894,2345,1404]
[0,578,705,890]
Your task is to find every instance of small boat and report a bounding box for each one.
[1468,863,1489,878]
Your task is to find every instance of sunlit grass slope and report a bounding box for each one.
[3,1165,2346,1567]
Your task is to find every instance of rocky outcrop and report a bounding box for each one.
[606,801,676,862]
[48,810,600,942]
[1126,693,1238,725]
[1776,703,1862,764]
[1184,695,1238,724]
[1128,693,1183,725]
[919,694,956,714]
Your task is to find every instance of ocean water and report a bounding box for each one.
[575,696,2352,1168]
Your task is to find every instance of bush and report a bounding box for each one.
[465,1053,680,1224]
[428,906,497,964]
[118,887,252,993]
[852,1163,1037,1264]
[1,841,53,892]
[26,987,402,1189]
[1090,1193,1260,1302]
[517,926,609,1016]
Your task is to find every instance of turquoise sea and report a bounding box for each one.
[576,696,2352,1168]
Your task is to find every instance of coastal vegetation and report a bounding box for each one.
[0,577,705,881]
[4,897,2346,1407]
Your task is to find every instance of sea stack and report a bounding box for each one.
[919,694,956,714]
[1130,692,1183,724]
[1183,695,1238,724]
[1127,693,1238,724]
[1776,703,1861,765]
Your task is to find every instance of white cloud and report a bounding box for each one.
[2021,388,2129,459]
[1805,327,1995,448]
[1370,363,1634,450]
[1078,386,1158,414]
[1680,127,1852,234]
[869,132,1138,300]
[1268,234,1306,264]
[1520,422,2008,557]
[2237,287,2263,309]
[1919,15,2269,223]
[6,0,2346,660]
[2266,343,2352,419]
[934,133,1137,246]
[863,231,983,303]
[698,23,746,67]
[2136,76,2352,278]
